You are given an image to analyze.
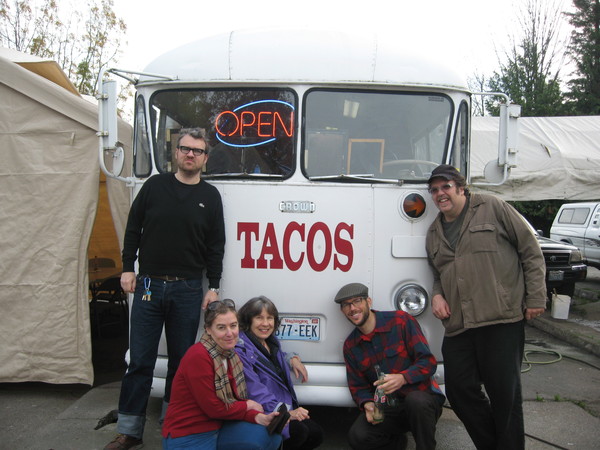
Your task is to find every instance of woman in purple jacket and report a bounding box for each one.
[235,296,324,450]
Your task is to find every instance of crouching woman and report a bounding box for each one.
[162,299,282,450]
[236,296,324,449]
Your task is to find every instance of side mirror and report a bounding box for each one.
[97,78,125,177]
[472,92,521,186]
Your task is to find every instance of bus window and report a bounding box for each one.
[303,90,453,181]
[449,101,469,175]
[148,89,297,177]
[133,95,152,177]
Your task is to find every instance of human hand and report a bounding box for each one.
[363,402,379,425]
[291,356,308,383]
[255,410,282,427]
[432,294,451,319]
[289,407,310,421]
[374,373,407,395]
[525,307,545,320]
[202,289,219,310]
[245,399,264,412]
[120,272,136,293]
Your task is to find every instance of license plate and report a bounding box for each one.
[275,316,320,341]
[548,270,564,281]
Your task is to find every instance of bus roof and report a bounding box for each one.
[141,28,469,91]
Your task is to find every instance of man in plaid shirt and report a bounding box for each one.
[336,282,445,450]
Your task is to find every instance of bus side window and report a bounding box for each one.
[134,95,152,177]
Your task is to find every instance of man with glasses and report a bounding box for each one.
[335,282,445,450]
[105,128,226,450]
[425,164,546,450]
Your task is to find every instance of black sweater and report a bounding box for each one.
[122,173,225,287]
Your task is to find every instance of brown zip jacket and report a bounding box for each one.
[426,193,546,336]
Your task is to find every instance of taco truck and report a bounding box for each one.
[97,29,519,407]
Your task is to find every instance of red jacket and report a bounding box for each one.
[162,342,259,439]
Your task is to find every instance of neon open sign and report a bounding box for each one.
[215,100,294,148]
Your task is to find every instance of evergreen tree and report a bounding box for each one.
[565,0,600,114]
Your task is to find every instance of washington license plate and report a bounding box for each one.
[548,270,564,281]
[275,317,321,341]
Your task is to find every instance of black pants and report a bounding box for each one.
[348,390,443,450]
[284,418,324,450]
[442,320,525,450]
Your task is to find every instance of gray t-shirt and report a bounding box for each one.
[441,197,470,249]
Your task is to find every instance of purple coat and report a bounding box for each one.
[235,331,298,439]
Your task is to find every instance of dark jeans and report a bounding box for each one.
[348,390,442,450]
[442,320,525,450]
[117,277,203,438]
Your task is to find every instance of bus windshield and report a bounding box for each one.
[303,90,452,181]
[148,88,452,182]
[149,89,297,177]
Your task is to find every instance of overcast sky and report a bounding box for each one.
[109,0,574,81]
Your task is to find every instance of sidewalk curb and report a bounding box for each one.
[574,285,600,301]
[531,314,600,358]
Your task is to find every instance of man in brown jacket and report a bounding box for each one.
[425,164,546,450]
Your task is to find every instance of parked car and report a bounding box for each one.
[525,220,588,299]
[550,202,600,269]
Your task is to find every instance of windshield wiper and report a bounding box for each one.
[308,174,402,184]
[204,172,284,179]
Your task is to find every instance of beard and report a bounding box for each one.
[346,307,370,328]
[177,160,202,176]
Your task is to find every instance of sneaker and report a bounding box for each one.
[103,434,143,450]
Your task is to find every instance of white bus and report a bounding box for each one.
[98,29,519,407]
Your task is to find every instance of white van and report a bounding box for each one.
[551,202,600,269]
[97,29,519,407]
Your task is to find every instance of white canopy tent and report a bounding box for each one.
[0,49,131,385]
[471,116,600,201]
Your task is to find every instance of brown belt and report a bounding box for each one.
[151,275,186,282]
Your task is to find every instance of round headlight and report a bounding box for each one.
[394,284,428,316]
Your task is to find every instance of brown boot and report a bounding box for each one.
[103,434,143,450]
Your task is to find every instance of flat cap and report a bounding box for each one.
[334,283,369,304]
[427,164,461,183]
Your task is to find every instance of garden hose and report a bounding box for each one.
[521,348,563,373]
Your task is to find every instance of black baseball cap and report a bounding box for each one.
[427,164,461,183]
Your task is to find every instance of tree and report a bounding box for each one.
[0,0,126,96]
[565,0,600,114]
[486,0,569,117]
[479,1,575,229]
[467,71,490,116]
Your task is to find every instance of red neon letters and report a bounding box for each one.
[215,110,294,138]
[237,221,354,272]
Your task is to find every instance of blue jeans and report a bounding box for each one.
[118,277,203,438]
[162,423,281,450]
[162,430,218,449]
[218,421,282,450]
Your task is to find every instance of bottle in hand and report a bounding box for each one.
[373,365,386,423]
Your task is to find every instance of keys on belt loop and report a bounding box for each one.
[142,276,152,301]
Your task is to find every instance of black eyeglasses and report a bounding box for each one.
[177,145,208,156]
[207,299,236,311]
[428,183,455,195]
[340,297,366,311]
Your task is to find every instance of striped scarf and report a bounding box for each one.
[200,332,248,406]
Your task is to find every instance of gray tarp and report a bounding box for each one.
[471,116,600,201]
[0,49,131,385]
